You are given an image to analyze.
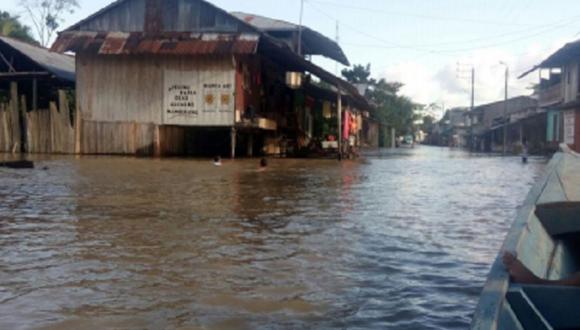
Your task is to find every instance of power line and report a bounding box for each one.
[306,1,580,56]
[308,0,580,49]
[305,1,448,55]
[436,16,580,54]
[308,0,552,28]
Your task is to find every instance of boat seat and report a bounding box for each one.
[507,284,580,329]
[535,202,580,236]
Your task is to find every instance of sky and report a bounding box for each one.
[6,0,580,118]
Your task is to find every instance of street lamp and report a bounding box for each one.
[499,61,509,155]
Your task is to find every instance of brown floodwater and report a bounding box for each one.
[0,147,547,329]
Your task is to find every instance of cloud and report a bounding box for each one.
[379,40,575,117]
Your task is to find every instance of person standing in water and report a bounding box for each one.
[521,138,529,164]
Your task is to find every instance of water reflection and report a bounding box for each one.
[0,147,546,329]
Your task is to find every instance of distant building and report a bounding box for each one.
[428,96,546,154]
[467,96,542,153]
[436,108,468,147]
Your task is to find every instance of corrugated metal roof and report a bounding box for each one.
[231,11,350,66]
[0,36,75,82]
[519,39,580,78]
[51,31,260,56]
[231,12,297,31]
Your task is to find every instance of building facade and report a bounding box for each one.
[51,0,370,157]
[521,39,580,153]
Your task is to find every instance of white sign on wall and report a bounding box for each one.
[163,69,235,126]
[166,84,198,120]
[564,110,576,145]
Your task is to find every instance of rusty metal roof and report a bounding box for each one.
[51,31,260,55]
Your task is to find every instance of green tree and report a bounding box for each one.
[341,64,371,84]
[0,11,36,43]
[19,0,79,47]
[342,63,420,143]
[421,115,436,134]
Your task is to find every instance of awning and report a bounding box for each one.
[231,11,350,66]
[259,36,370,110]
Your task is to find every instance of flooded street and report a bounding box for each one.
[0,146,546,329]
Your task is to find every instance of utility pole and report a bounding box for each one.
[337,88,342,160]
[456,63,475,110]
[456,63,475,149]
[298,0,304,56]
[470,67,475,111]
[501,63,509,155]
[335,21,339,75]
[468,67,475,151]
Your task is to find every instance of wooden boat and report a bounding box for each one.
[0,160,34,169]
[472,145,580,330]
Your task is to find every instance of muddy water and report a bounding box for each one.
[0,147,546,329]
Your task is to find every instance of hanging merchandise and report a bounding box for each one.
[350,112,357,132]
[343,110,351,140]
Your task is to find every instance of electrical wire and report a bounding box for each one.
[306,1,580,56]
[308,0,549,28]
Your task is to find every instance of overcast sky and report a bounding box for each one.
[6,0,580,117]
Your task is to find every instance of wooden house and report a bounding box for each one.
[51,0,369,157]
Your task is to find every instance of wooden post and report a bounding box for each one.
[9,82,19,153]
[337,88,342,160]
[247,133,254,157]
[74,106,82,155]
[32,78,38,112]
[153,125,161,157]
[49,102,57,154]
[20,95,27,153]
[230,127,237,159]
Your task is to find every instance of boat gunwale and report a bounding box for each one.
[470,145,577,330]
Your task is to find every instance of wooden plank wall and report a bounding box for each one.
[79,121,186,156]
[77,54,233,124]
[0,87,75,154]
[159,125,186,156]
[0,83,21,153]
